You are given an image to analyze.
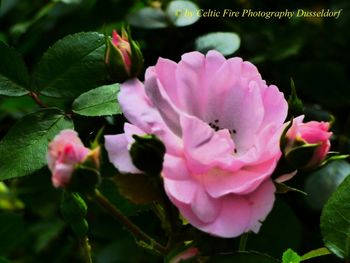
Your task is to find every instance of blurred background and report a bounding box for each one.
[0,0,349,262]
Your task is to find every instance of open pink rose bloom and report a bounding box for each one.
[105,50,288,237]
[48,130,90,188]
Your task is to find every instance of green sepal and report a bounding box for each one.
[130,134,166,175]
[67,164,100,195]
[288,78,304,117]
[105,37,129,82]
[60,191,87,223]
[285,143,320,169]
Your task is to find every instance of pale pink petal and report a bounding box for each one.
[52,163,74,188]
[163,178,197,204]
[203,158,277,197]
[162,154,191,180]
[245,179,275,233]
[202,195,251,237]
[104,133,140,174]
[191,186,221,223]
[180,115,236,173]
[260,85,288,128]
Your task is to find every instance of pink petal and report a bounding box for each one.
[163,178,197,204]
[52,163,74,188]
[245,179,275,233]
[162,154,191,180]
[180,114,236,173]
[203,158,277,197]
[104,133,140,174]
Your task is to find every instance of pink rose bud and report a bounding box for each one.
[47,130,90,188]
[170,247,199,263]
[105,28,143,82]
[284,116,332,169]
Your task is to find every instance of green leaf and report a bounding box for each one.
[321,173,350,259]
[0,41,30,96]
[0,257,11,263]
[72,83,121,116]
[127,7,168,29]
[282,249,301,263]
[33,32,107,98]
[195,32,240,56]
[166,0,200,27]
[209,251,280,263]
[305,160,350,211]
[0,182,25,211]
[0,108,73,180]
[300,247,331,261]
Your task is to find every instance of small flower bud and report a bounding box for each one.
[283,116,332,169]
[105,28,143,82]
[130,134,166,175]
[47,130,90,188]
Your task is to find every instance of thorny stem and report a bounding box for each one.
[29,92,48,108]
[80,236,93,263]
[238,233,249,252]
[92,189,168,255]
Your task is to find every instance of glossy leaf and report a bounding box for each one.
[72,84,121,116]
[32,32,107,98]
[0,108,73,180]
[0,41,30,96]
[195,32,240,56]
[305,160,350,211]
[320,173,350,259]
[282,249,300,263]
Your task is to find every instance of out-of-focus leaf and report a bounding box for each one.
[0,257,11,263]
[0,42,30,96]
[114,173,162,205]
[0,182,25,211]
[72,84,121,116]
[321,174,350,259]
[0,108,73,180]
[305,160,350,211]
[209,251,280,262]
[282,248,300,263]
[295,62,350,108]
[166,0,200,27]
[0,212,25,254]
[0,0,18,17]
[127,7,168,29]
[32,32,107,98]
[195,32,240,56]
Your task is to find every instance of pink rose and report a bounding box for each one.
[48,130,90,188]
[105,51,288,237]
[285,116,331,169]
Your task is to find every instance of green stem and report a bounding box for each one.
[93,189,167,255]
[238,233,249,252]
[80,236,93,263]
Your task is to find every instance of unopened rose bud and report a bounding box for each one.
[47,130,95,188]
[130,134,166,175]
[283,116,332,169]
[105,28,143,82]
